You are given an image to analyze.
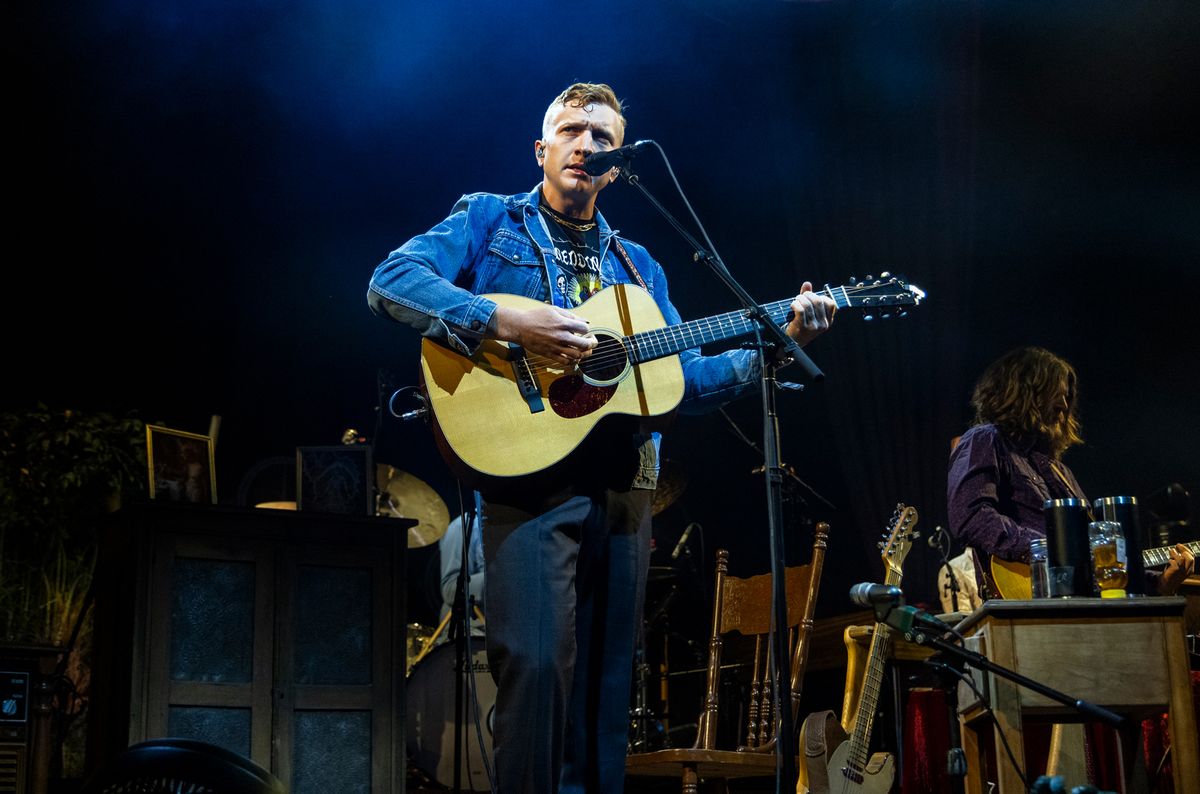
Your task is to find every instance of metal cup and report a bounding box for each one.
[1043,497,1092,597]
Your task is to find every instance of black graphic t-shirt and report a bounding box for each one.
[538,199,602,308]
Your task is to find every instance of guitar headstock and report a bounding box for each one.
[876,502,920,585]
[827,272,926,320]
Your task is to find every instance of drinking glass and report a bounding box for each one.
[1088,520,1128,598]
[1030,537,1050,598]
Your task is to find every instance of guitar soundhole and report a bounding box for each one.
[577,332,628,384]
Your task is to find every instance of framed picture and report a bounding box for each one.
[146,425,217,504]
[296,445,374,516]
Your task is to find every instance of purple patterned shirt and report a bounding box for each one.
[947,423,1088,565]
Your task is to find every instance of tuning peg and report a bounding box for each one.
[880,312,892,320]
[898,310,908,318]
[881,271,891,278]
[863,314,874,322]
[865,274,875,282]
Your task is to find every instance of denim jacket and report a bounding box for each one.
[367,186,762,488]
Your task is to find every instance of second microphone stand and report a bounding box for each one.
[615,159,824,787]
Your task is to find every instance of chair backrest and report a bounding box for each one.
[694,521,829,753]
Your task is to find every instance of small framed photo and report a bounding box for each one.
[296,445,374,516]
[146,425,217,504]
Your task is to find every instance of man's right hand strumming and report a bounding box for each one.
[490,304,597,365]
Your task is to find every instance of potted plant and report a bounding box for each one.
[0,404,146,778]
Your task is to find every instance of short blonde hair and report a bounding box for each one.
[541,82,627,140]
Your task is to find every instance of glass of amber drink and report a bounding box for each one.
[1088,520,1128,598]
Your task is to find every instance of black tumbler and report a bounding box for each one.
[1094,496,1146,596]
[1043,497,1093,597]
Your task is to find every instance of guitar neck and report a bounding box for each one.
[625,289,851,364]
[845,617,893,773]
[1143,540,1200,568]
[844,568,903,774]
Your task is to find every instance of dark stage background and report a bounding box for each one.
[7,0,1199,625]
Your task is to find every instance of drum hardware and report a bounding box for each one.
[629,641,668,753]
[407,604,485,674]
[404,623,436,676]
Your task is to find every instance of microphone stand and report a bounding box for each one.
[615,162,825,788]
[929,525,961,611]
[898,622,1126,728]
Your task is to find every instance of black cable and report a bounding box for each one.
[924,659,1029,790]
[455,483,497,793]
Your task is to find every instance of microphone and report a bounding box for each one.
[581,140,653,175]
[849,582,951,637]
[927,525,949,548]
[848,582,902,606]
[671,522,699,560]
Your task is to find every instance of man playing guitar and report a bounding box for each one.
[367,82,837,794]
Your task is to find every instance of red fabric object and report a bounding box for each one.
[1084,722,1122,792]
[902,688,953,794]
[1141,669,1200,794]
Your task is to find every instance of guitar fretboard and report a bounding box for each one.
[1143,540,1200,568]
[625,289,852,364]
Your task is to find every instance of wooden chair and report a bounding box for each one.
[625,522,829,793]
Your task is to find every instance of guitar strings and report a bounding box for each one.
[514,283,904,377]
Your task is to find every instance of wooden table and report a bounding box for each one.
[955,598,1198,794]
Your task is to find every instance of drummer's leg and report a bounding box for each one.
[479,493,589,794]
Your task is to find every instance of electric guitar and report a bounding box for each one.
[990,539,1200,599]
[419,276,924,488]
[797,504,919,794]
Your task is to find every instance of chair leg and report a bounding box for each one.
[681,763,699,794]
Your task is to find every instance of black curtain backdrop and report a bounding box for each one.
[6,0,1198,622]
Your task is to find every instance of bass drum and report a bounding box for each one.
[406,636,496,792]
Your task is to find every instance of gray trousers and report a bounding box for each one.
[480,487,652,794]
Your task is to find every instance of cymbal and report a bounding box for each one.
[651,459,689,516]
[376,465,450,548]
[254,500,297,511]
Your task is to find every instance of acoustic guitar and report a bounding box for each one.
[990,539,1200,599]
[419,276,924,488]
[797,504,919,794]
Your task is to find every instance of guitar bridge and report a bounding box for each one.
[509,344,545,414]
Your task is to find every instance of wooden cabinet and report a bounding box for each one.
[90,502,412,793]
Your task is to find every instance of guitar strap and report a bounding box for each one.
[609,236,649,292]
[1048,458,1095,520]
[800,709,839,794]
